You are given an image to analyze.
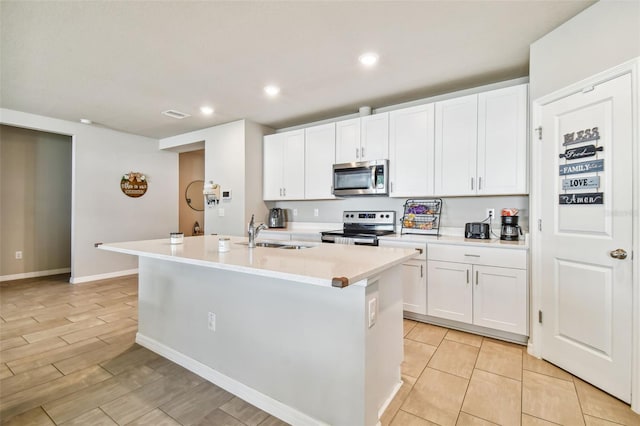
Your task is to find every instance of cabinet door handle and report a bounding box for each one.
[420,264,423,278]
[361,147,365,158]
[283,188,286,197]
[279,188,282,196]
[479,177,482,190]
[356,147,360,159]
[475,270,479,285]
[471,177,474,190]
[466,269,470,284]
[464,254,480,257]
[390,182,393,193]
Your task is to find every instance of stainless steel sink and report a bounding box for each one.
[256,242,288,248]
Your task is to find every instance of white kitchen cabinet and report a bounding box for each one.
[434,94,478,196]
[477,84,528,195]
[427,260,473,323]
[434,84,528,196]
[304,123,335,200]
[335,113,389,163]
[389,104,435,197]
[263,130,305,200]
[379,240,427,315]
[472,265,527,334]
[427,243,528,336]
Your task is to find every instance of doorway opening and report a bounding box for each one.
[0,124,72,281]
[179,149,205,236]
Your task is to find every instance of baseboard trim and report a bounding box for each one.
[0,268,71,282]
[136,333,328,426]
[70,269,138,284]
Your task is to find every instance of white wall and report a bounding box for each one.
[160,120,271,237]
[0,108,178,282]
[530,0,640,100]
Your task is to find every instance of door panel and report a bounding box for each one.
[555,259,613,357]
[473,265,527,335]
[427,261,472,323]
[539,73,632,402]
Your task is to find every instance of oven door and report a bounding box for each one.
[332,160,388,196]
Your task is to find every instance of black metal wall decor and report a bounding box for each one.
[558,125,604,206]
[559,145,603,160]
[559,192,604,205]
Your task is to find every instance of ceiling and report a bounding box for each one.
[1,1,595,139]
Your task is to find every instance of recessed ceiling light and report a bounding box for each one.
[358,52,379,67]
[80,118,92,124]
[264,85,280,96]
[200,106,214,115]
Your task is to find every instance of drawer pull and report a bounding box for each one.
[464,254,480,257]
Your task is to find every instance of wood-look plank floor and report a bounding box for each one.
[0,274,287,426]
[2,274,639,425]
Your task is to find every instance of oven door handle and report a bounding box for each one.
[371,166,376,190]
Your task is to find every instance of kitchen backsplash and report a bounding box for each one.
[267,196,529,231]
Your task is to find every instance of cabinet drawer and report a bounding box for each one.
[427,243,526,269]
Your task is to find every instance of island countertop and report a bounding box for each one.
[99,235,417,288]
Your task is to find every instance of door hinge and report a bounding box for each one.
[538,219,542,232]
[538,310,543,324]
[535,126,542,140]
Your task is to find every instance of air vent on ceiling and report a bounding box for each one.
[162,110,191,119]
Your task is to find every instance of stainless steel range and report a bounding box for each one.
[321,210,396,246]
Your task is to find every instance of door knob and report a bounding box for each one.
[610,249,628,260]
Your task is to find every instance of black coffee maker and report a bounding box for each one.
[500,214,523,241]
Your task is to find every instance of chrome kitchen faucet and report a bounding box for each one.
[247,214,267,248]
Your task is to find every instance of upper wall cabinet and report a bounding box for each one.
[263,130,305,200]
[304,123,336,200]
[477,84,528,195]
[335,113,389,164]
[389,104,435,197]
[434,84,528,196]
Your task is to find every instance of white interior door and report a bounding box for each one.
[539,73,633,402]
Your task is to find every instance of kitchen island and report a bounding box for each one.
[99,235,417,426]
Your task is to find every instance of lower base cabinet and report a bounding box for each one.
[427,244,528,336]
[379,240,427,315]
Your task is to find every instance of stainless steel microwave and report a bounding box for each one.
[332,159,389,196]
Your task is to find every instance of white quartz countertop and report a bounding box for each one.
[99,235,417,288]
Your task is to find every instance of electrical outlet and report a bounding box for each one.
[293,208,298,217]
[368,297,378,328]
[314,208,319,217]
[207,312,216,331]
[218,208,225,217]
[15,251,22,260]
[486,208,495,220]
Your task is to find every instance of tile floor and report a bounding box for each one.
[1,274,639,425]
[382,320,640,426]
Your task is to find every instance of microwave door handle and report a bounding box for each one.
[371,166,376,189]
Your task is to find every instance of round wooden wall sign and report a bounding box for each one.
[121,172,148,198]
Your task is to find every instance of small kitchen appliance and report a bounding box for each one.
[465,222,490,239]
[500,215,523,241]
[268,208,286,228]
[321,210,395,246]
